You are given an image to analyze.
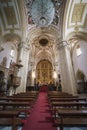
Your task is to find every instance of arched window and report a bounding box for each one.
[10,47,15,57]
[76,45,82,56]
[10,47,15,63]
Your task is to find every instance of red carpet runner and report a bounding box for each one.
[40,85,48,92]
[22,92,57,130]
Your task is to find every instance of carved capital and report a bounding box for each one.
[23,43,30,50]
[18,41,30,51]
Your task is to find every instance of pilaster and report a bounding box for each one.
[58,43,77,95]
[16,42,30,93]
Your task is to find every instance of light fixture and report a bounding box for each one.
[32,70,36,79]
[53,70,57,79]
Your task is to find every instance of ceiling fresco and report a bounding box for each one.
[0,0,87,65]
[25,0,65,27]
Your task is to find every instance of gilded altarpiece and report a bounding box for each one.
[36,60,53,84]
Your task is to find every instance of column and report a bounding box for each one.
[16,42,30,93]
[58,43,77,95]
[31,62,35,86]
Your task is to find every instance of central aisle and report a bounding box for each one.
[22,92,57,130]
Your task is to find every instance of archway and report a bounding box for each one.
[36,60,53,85]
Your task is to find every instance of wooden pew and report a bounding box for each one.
[11,91,38,98]
[0,118,22,125]
[14,91,38,96]
[49,97,86,102]
[0,91,37,129]
[19,91,38,95]
[54,109,87,130]
[48,91,78,98]
[0,101,31,110]
[0,97,35,102]
[48,91,87,130]
[48,91,72,95]
[54,118,87,130]
[14,94,37,97]
[48,91,74,96]
[0,110,24,130]
[51,101,87,110]
[57,109,87,117]
[48,95,78,98]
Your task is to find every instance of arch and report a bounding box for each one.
[27,24,59,45]
[67,32,87,56]
[72,40,87,78]
[35,50,53,65]
[2,33,21,43]
[67,32,87,42]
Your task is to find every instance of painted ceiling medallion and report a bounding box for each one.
[31,0,55,27]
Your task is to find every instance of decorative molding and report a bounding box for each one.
[67,2,87,29]
[71,3,86,23]
[0,0,22,36]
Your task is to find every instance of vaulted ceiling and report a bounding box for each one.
[0,0,87,65]
[64,0,87,39]
[0,0,24,43]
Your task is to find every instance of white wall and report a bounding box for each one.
[73,40,87,80]
[0,42,17,68]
